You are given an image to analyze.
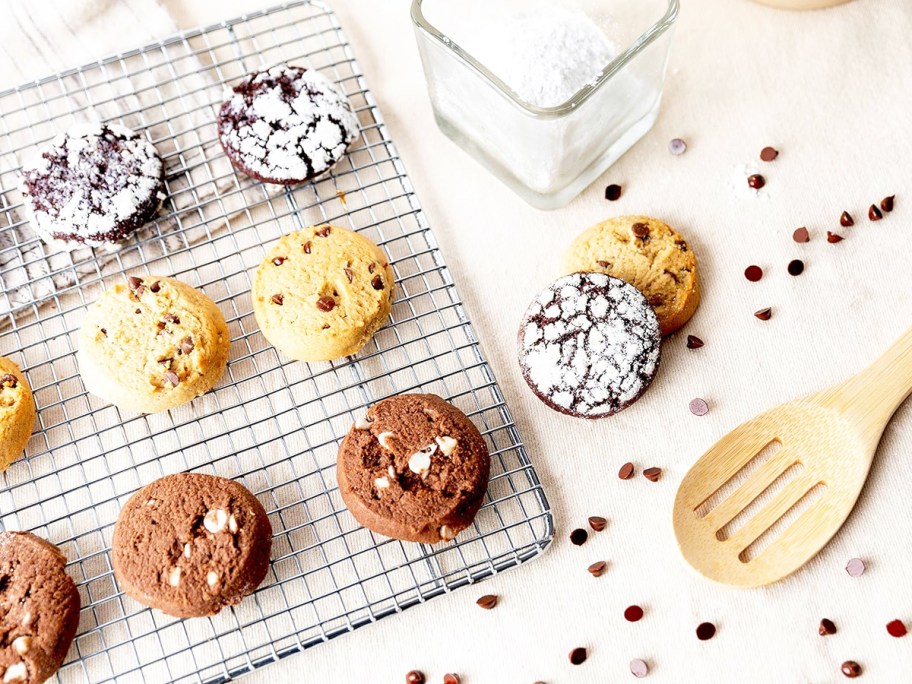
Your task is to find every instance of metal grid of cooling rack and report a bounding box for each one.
[0,2,552,682]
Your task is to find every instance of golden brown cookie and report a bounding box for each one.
[0,357,36,471]
[77,276,230,414]
[252,225,394,362]
[563,216,700,336]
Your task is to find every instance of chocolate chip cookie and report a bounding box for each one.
[337,394,490,544]
[517,272,661,419]
[563,216,700,335]
[0,531,81,684]
[19,122,165,251]
[0,357,35,472]
[252,225,395,361]
[77,276,230,414]
[218,64,360,184]
[112,473,272,618]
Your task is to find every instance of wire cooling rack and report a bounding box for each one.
[0,3,553,682]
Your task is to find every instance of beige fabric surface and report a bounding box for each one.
[5,0,912,681]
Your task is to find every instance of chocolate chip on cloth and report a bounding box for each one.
[337,394,490,543]
[517,273,661,418]
[112,473,272,618]
[0,356,36,472]
[218,64,360,184]
[0,532,81,684]
[19,122,164,251]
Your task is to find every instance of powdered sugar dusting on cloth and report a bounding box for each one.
[217,64,360,184]
[18,122,165,251]
[518,273,661,418]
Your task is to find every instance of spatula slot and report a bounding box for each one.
[737,483,827,564]
[694,439,782,519]
[715,462,803,541]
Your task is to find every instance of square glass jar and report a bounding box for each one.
[411,0,679,210]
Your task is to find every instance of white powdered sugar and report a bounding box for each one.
[518,273,661,418]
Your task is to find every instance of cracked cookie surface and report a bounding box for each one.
[0,532,80,684]
[217,64,359,184]
[252,225,394,362]
[0,357,35,472]
[337,394,490,544]
[112,473,272,618]
[563,215,700,336]
[77,276,230,414]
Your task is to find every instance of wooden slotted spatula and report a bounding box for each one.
[674,326,912,587]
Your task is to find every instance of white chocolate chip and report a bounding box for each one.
[11,637,30,655]
[3,663,27,683]
[203,508,229,533]
[439,525,457,541]
[354,414,373,430]
[374,476,390,490]
[228,515,239,534]
[168,566,182,587]
[183,543,192,558]
[146,498,157,506]
[377,431,395,450]
[206,571,219,587]
[408,450,432,478]
[21,612,32,628]
[388,465,396,479]
[435,435,458,456]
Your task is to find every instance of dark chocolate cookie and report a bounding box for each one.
[337,394,490,544]
[0,532,81,684]
[112,473,272,618]
[19,122,165,251]
[217,64,360,185]
[517,272,661,419]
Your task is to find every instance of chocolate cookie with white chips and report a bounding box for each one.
[517,272,661,419]
[217,64,360,185]
[19,122,165,251]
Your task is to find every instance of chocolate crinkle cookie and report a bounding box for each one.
[517,272,661,419]
[217,63,360,184]
[0,532,81,684]
[19,122,165,251]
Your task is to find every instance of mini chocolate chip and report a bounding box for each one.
[827,231,844,243]
[588,516,607,532]
[696,622,717,641]
[135,309,142,315]
[643,467,662,482]
[405,671,425,684]
[744,265,763,282]
[316,226,331,237]
[368,263,376,273]
[588,561,607,577]
[149,281,161,293]
[760,146,779,162]
[747,174,765,189]
[344,268,353,283]
[793,227,810,243]
[0,374,17,388]
[841,661,862,678]
[317,296,336,312]
[443,675,461,684]
[570,528,589,546]
[303,241,312,254]
[887,619,907,638]
[881,195,895,212]
[618,462,635,480]
[668,138,687,155]
[181,337,194,355]
[754,307,772,320]
[163,371,180,387]
[272,256,286,266]
[271,294,284,306]
[569,647,587,665]
[687,335,704,349]
[164,314,180,324]
[675,239,688,252]
[632,222,649,239]
[624,605,644,622]
[371,275,384,290]
[128,276,143,291]
[840,211,854,227]
[819,618,837,635]
[689,398,709,416]
[476,594,497,610]
[605,184,622,201]
[648,294,665,307]
[869,204,883,221]
[596,260,611,268]
[100,328,107,337]
[787,259,805,276]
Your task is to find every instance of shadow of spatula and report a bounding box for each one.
[674,326,912,587]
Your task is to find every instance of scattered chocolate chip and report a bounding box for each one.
[618,462,635,480]
[760,146,779,162]
[272,256,286,266]
[787,259,805,276]
[303,241,312,254]
[405,671,425,684]
[569,647,587,665]
[648,294,665,307]
[881,195,895,212]
[630,658,649,679]
[840,211,854,227]
[368,263,376,274]
[868,204,883,221]
[570,528,589,546]
[632,223,650,239]
[605,184,623,201]
[793,227,810,243]
[841,661,862,678]
[344,267,353,283]
[315,226,332,237]
[588,516,607,532]
[754,307,772,321]
[588,561,607,577]
[181,337,194,355]
[271,294,284,306]
[747,174,765,189]
[596,260,610,268]
[100,328,107,337]
[443,675,461,684]
[156,321,166,335]
[149,281,161,293]
[887,619,907,638]
[819,618,837,635]
[696,622,716,641]
[643,467,662,482]
[128,276,143,291]
[668,138,687,155]
[371,275,384,290]
[135,309,142,315]
[827,231,844,243]
[163,371,180,387]
[689,398,709,416]
[317,296,336,312]
[845,558,866,577]
[624,605,644,622]
[164,314,180,325]
[0,374,17,389]
[476,594,498,610]
[686,335,704,349]
[744,265,763,282]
